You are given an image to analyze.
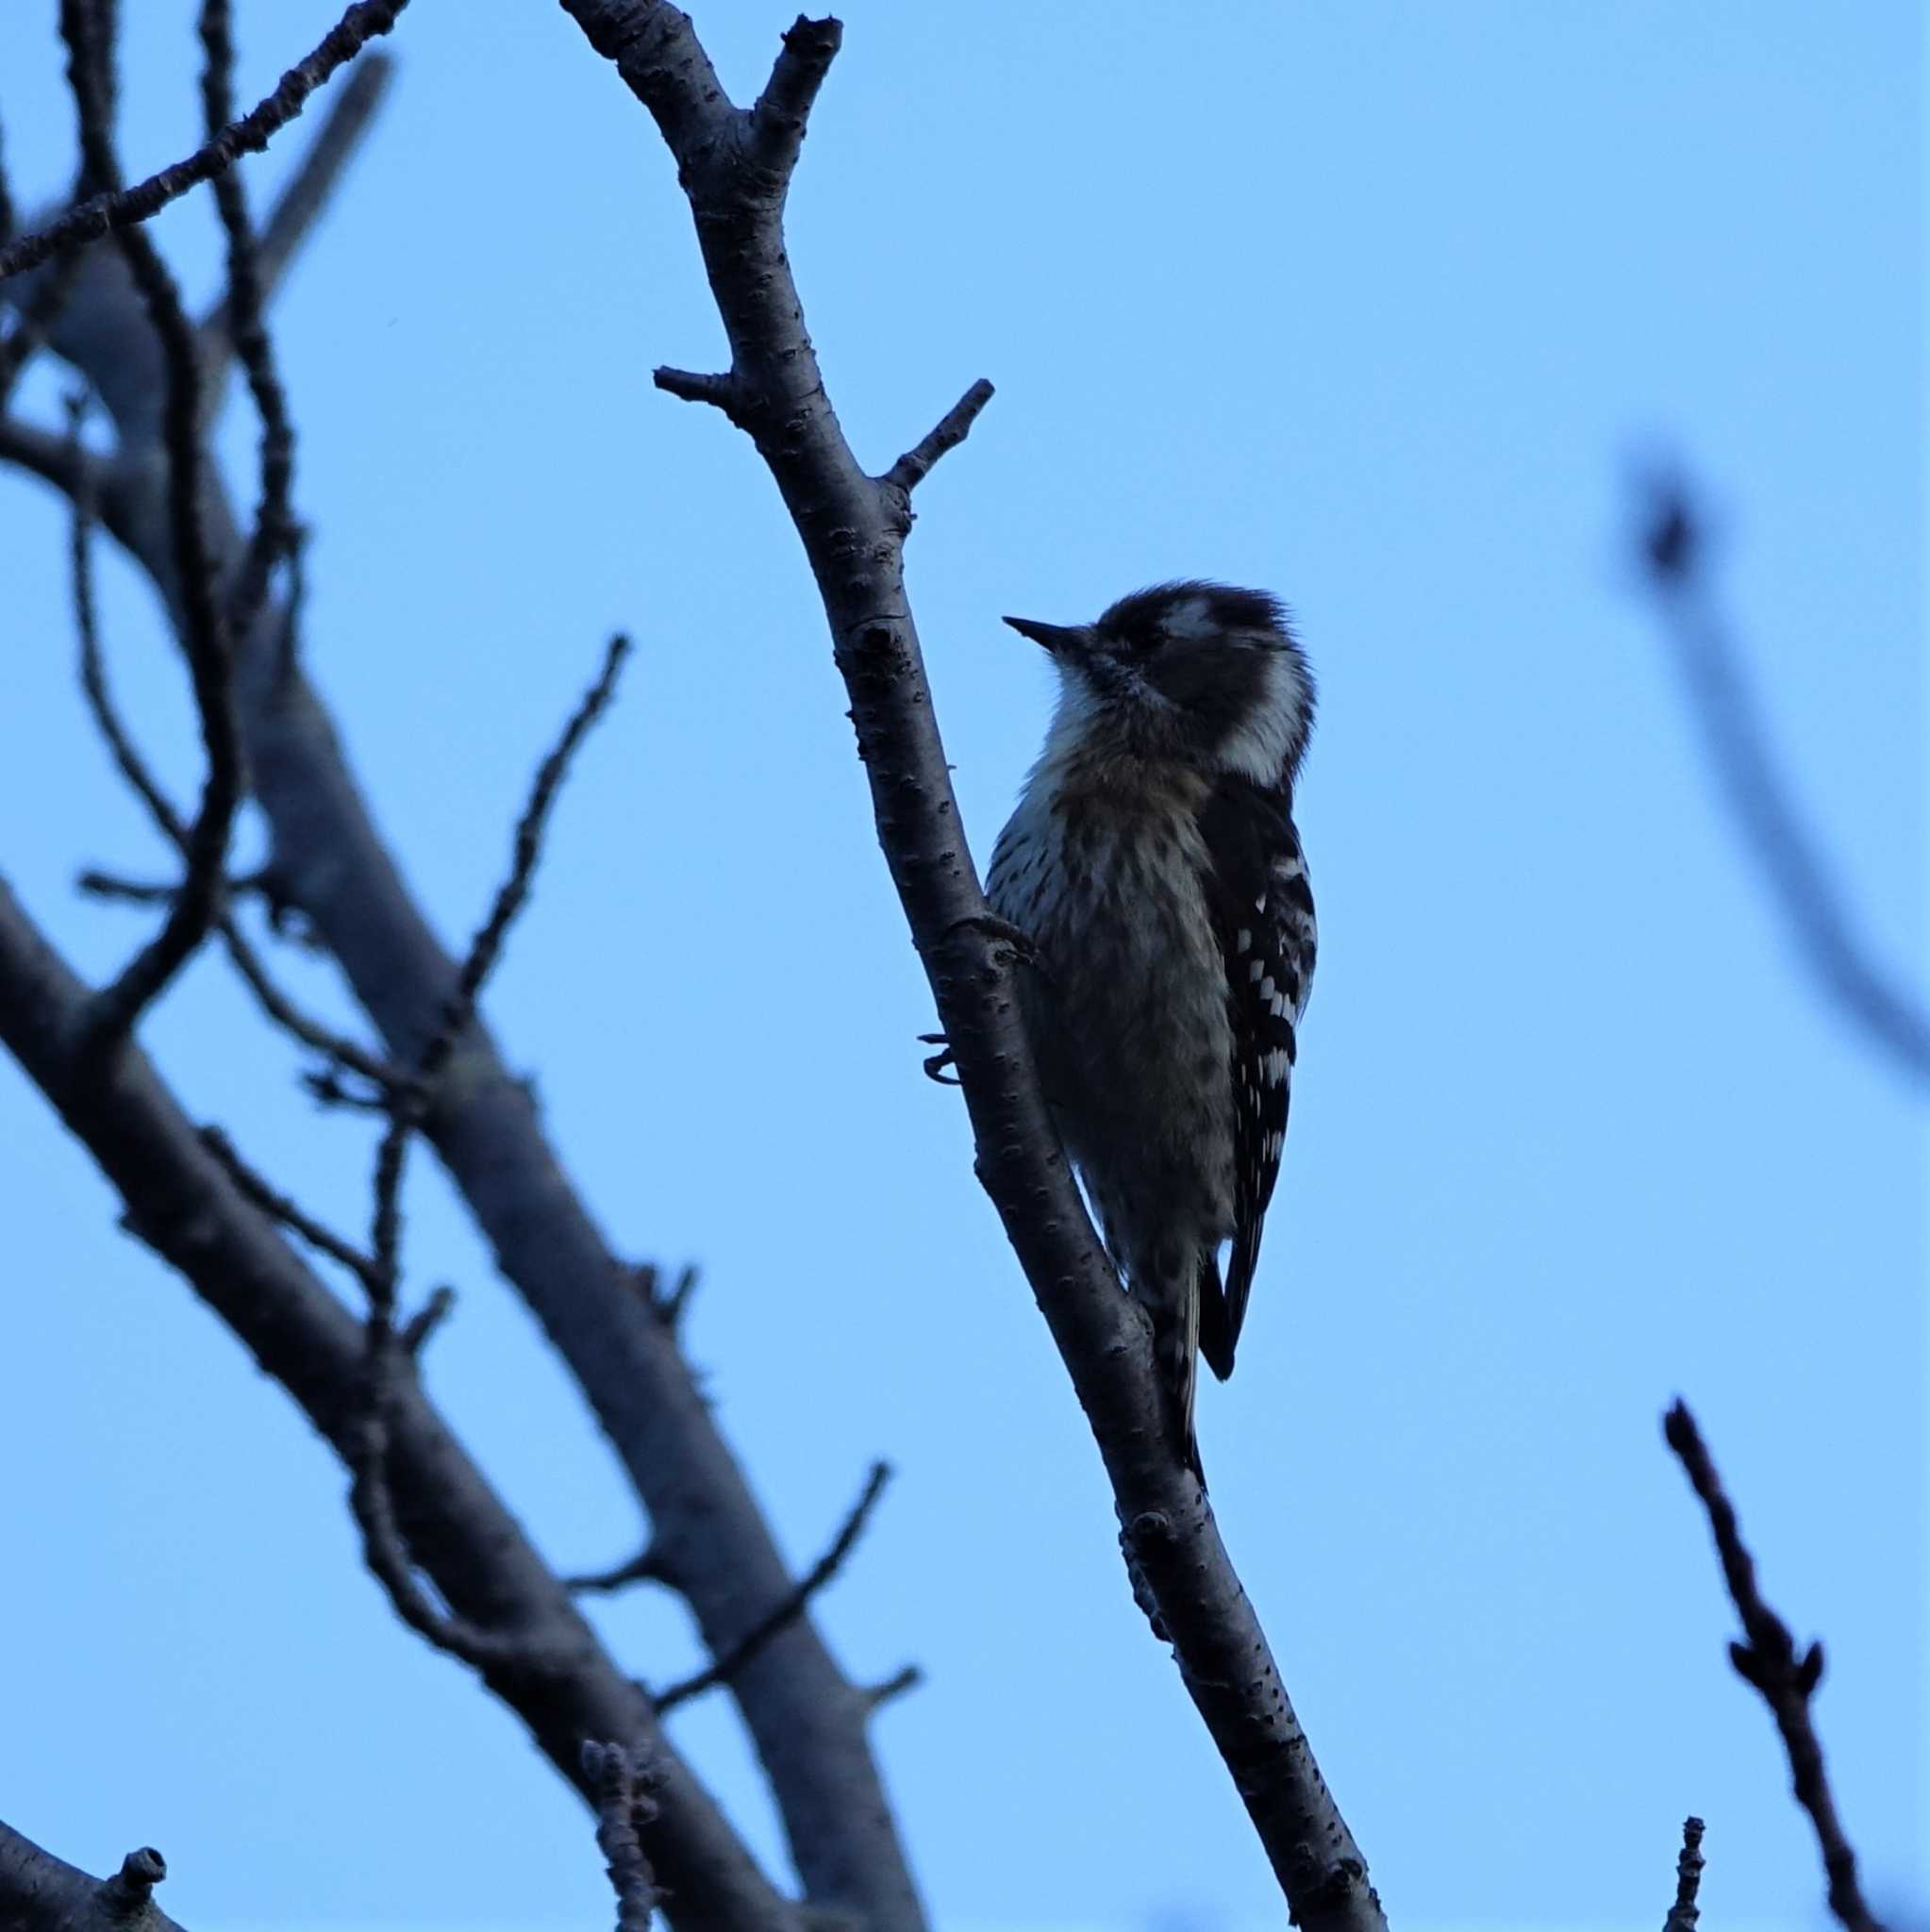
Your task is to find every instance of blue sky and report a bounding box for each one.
[0,4,1922,1928]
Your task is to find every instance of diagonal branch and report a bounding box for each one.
[0,0,410,284]
[0,875,799,1932]
[557,7,1381,1925]
[1639,480,1929,1088]
[1664,1400,1884,1932]
[655,1461,891,1715]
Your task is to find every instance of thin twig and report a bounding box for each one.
[1663,1400,1884,1932]
[198,0,299,638]
[879,377,995,499]
[433,631,631,1064]
[0,0,410,283]
[346,634,634,1672]
[582,1741,661,1932]
[1663,1815,1705,1932]
[1639,479,1929,1087]
[62,0,241,1056]
[860,1664,923,1715]
[566,1545,671,1597]
[398,1283,455,1356]
[201,53,393,360]
[72,436,407,1095]
[199,1124,377,1285]
[655,1462,891,1715]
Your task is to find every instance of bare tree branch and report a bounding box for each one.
[0,1,409,284]
[201,54,395,376]
[70,423,407,1094]
[567,1544,674,1596]
[556,7,1382,1925]
[1639,479,1930,1087]
[1663,1815,1705,1932]
[0,875,801,1932]
[584,1742,662,1932]
[198,1121,378,1283]
[7,24,924,1922]
[1664,1400,1884,1932]
[0,1828,191,1932]
[655,1461,891,1715]
[59,0,240,1056]
[197,0,298,636]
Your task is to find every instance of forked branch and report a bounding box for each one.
[1664,1400,1884,1932]
[557,5,1382,1923]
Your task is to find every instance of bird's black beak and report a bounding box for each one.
[1003,615,1087,658]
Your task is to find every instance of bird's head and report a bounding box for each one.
[1005,580,1314,787]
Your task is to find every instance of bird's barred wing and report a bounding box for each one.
[1196,775,1316,1379]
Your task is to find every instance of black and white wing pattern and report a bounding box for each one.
[1196,773,1317,1380]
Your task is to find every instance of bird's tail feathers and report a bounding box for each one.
[1151,1265,1207,1491]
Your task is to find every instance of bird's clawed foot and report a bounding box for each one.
[917,1033,959,1085]
[944,912,1050,983]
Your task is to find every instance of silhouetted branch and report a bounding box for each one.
[655,1461,891,1715]
[1663,1815,1705,1932]
[1664,1400,1884,1932]
[60,0,240,1056]
[198,0,298,636]
[0,1828,191,1932]
[71,428,407,1094]
[435,632,630,1058]
[567,1544,674,1596]
[860,1664,923,1716]
[0,878,798,1929]
[557,6,1380,1924]
[4,12,925,1915]
[201,54,393,359]
[1639,479,1930,1088]
[344,632,636,1675]
[0,0,410,283]
[198,1122,377,1285]
[584,1742,662,1932]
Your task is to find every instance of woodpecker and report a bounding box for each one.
[985,581,1317,1486]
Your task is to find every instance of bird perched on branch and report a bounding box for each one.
[986,582,1318,1487]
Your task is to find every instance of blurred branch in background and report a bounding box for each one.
[1638,477,1929,1090]
[1664,1401,1886,1932]
[0,4,920,1927]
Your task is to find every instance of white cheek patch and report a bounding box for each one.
[1219,650,1311,785]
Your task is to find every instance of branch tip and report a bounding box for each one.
[746,15,842,178]
[882,377,994,501]
[653,366,741,416]
[1663,1815,1705,1932]
[1665,1398,1885,1932]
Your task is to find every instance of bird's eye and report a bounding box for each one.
[1109,622,1163,659]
